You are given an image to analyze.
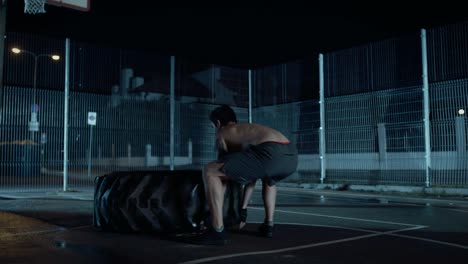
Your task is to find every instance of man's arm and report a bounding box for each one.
[216,136,228,159]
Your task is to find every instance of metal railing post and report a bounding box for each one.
[421,29,431,188]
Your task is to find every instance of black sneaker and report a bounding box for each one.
[190,226,230,246]
[239,208,247,222]
[237,208,247,230]
[258,223,273,238]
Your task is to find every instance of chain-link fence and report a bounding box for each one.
[1,21,468,193]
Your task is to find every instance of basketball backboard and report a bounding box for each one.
[23,0,90,14]
[46,0,90,12]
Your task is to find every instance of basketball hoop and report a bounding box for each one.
[24,0,47,14]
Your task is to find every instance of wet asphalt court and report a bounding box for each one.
[1,188,468,264]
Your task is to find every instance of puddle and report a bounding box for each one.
[53,240,131,262]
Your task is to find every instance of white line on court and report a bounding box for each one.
[276,188,468,210]
[390,233,468,250]
[247,221,411,234]
[178,225,426,264]
[277,191,468,210]
[275,192,422,207]
[250,207,423,227]
[250,208,468,250]
[448,209,468,213]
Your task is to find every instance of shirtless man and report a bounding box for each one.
[192,105,298,245]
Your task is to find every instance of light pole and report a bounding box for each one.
[12,47,60,177]
[11,47,60,136]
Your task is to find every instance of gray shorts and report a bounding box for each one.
[219,141,298,186]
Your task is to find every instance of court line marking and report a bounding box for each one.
[390,233,468,250]
[179,225,425,264]
[277,191,417,203]
[250,207,423,227]
[273,222,392,233]
[448,209,468,213]
[253,208,468,249]
[247,221,420,235]
[276,192,468,210]
[278,187,468,204]
[275,192,423,207]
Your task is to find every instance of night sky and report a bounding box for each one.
[5,1,468,69]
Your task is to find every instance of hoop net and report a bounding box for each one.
[24,0,46,14]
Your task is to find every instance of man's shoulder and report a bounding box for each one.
[220,123,252,135]
[236,122,262,127]
[222,122,269,132]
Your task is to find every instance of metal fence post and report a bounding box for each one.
[248,69,252,124]
[319,54,326,184]
[455,115,466,169]
[170,56,175,170]
[63,38,70,192]
[421,29,431,188]
[377,123,387,169]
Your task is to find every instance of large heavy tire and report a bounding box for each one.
[93,170,242,234]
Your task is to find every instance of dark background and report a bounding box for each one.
[6,1,468,69]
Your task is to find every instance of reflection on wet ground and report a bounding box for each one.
[1,189,467,263]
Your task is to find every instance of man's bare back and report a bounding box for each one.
[216,123,290,153]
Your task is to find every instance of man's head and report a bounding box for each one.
[210,104,237,127]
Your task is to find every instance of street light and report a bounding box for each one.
[11,47,60,134]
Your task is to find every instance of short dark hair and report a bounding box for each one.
[210,105,237,127]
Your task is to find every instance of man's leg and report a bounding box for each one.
[204,161,228,230]
[191,161,229,245]
[262,181,277,223]
[241,181,256,209]
[259,180,276,238]
[238,180,256,229]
